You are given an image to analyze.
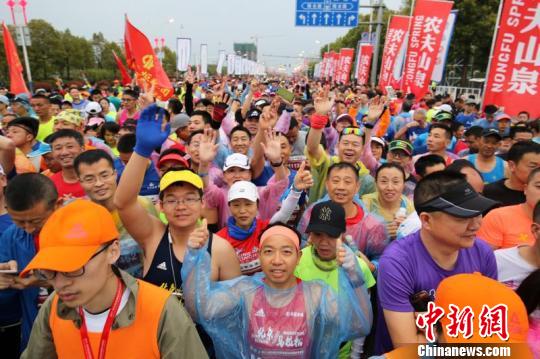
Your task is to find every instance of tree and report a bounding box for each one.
[162,46,177,76]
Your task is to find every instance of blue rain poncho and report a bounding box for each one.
[181,242,373,359]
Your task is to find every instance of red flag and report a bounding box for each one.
[379,15,410,91]
[401,0,453,99]
[356,44,374,85]
[112,50,132,86]
[338,48,355,84]
[483,0,540,118]
[2,22,29,94]
[124,16,173,100]
[320,52,329,80]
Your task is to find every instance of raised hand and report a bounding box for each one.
[138,81,156,110]
[293,161,314,191]
[133,104,170,158]
[260,130,282,164]
[187,219,210,249]
[314,86,334,115]
[185,67,195,85]
[0,261,17,289]
[366,96,386,123]
[198,128,219,164]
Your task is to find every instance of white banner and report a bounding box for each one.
[200,44,208,75]
[432,10,458,83]
[216,50,226,75]
[227,54,235,75]
[176,38,191,72]
[234,55,242,75]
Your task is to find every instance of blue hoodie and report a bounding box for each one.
[0,224,39,351]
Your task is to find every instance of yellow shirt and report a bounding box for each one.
[37,117,55,142]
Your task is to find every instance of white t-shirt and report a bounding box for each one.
[82,287,131,333]
[495,246,537,289]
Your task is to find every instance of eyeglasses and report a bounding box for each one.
[121,98,135,102]
[79,171,116,185]
[341,127,364,137]
[34,242,114,281]
[161,196,201,208]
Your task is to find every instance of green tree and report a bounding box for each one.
[162,46,177,76]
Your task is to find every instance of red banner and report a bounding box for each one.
[325,51,336,80]
[379,15,410,91]
[356,44,373,85]
[483,0,540,118]
[402,0,453,98]
[124,16,173,101]
[332,51,341,81]
[2,22,29,95]
[320,52,329,80]
[112,50,132,86]
[338,48,355,84]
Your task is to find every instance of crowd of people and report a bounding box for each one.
[0,74,538,358]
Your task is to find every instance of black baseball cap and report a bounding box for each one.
[482,128,502,141]
[306,200,346,238]
[416,182,499,218]
[247,109,261,119]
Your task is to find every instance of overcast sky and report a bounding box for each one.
[4,0,403,68]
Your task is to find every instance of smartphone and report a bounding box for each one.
[276,87,295,103]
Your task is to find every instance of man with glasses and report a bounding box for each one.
[116,90,140,126]
[114,104,240,356]
[305,95,385,204]
[75,149,158,277]
[0,174,59,352]
[20,200,206,358]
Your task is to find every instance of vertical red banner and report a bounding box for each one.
[356,44,373,85]
[483,0,540,118]
[124,16,173,100]
[379,15,410,91]
[333,51,342,82]
[401,0,453,98]
[320,52,329,80]
[2,22,29,94]
[338,48,355,84]
[326,50,336,81]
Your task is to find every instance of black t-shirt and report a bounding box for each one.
[483,179,525,207]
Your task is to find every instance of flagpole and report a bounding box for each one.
[481,0,504,110]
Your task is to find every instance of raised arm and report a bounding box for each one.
[113,104,169,249]
[0,136,15,175]
[240,81,255,118]
[184,69,195,116]
[196,128,219,189]
[269,161,313,224]
[250,110,277,179]
[306,89,333,160]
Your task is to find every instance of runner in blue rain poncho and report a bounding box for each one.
[181,221,372,359]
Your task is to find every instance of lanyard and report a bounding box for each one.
[78,278,124,359]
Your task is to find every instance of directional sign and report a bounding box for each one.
[295,0,359,27]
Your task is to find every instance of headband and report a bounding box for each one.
[259,225,300,250]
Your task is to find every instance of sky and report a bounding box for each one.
[4,0,403,69]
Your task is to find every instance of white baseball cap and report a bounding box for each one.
[228,181,258,203]
[85,101,102,115]
[223,153,251,171]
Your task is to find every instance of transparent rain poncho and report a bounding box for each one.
[181,243,373,359]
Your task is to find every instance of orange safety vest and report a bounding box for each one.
[49,279,170,358]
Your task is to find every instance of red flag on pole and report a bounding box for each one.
[124,16,173,100]
[356,44,374,85]
[338,48,355,84]
[483,0,540,118]
[401,0,453,99]
[2,22,29,95]
[112,50,132,86]
[378,15,410,91]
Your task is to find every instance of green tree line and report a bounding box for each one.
[321,0,500,86]
[0,19,178,86]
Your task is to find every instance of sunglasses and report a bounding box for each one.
[341,127,364,137]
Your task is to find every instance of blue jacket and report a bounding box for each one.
[0,224,39,350]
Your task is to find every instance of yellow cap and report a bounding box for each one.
[160,170,203,193]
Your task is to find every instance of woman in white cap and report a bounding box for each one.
[218,162,313,275]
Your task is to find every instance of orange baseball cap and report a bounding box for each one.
[21,200,119,277]
[435,273,529,343]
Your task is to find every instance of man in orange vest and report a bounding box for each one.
[20,199,206,358]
